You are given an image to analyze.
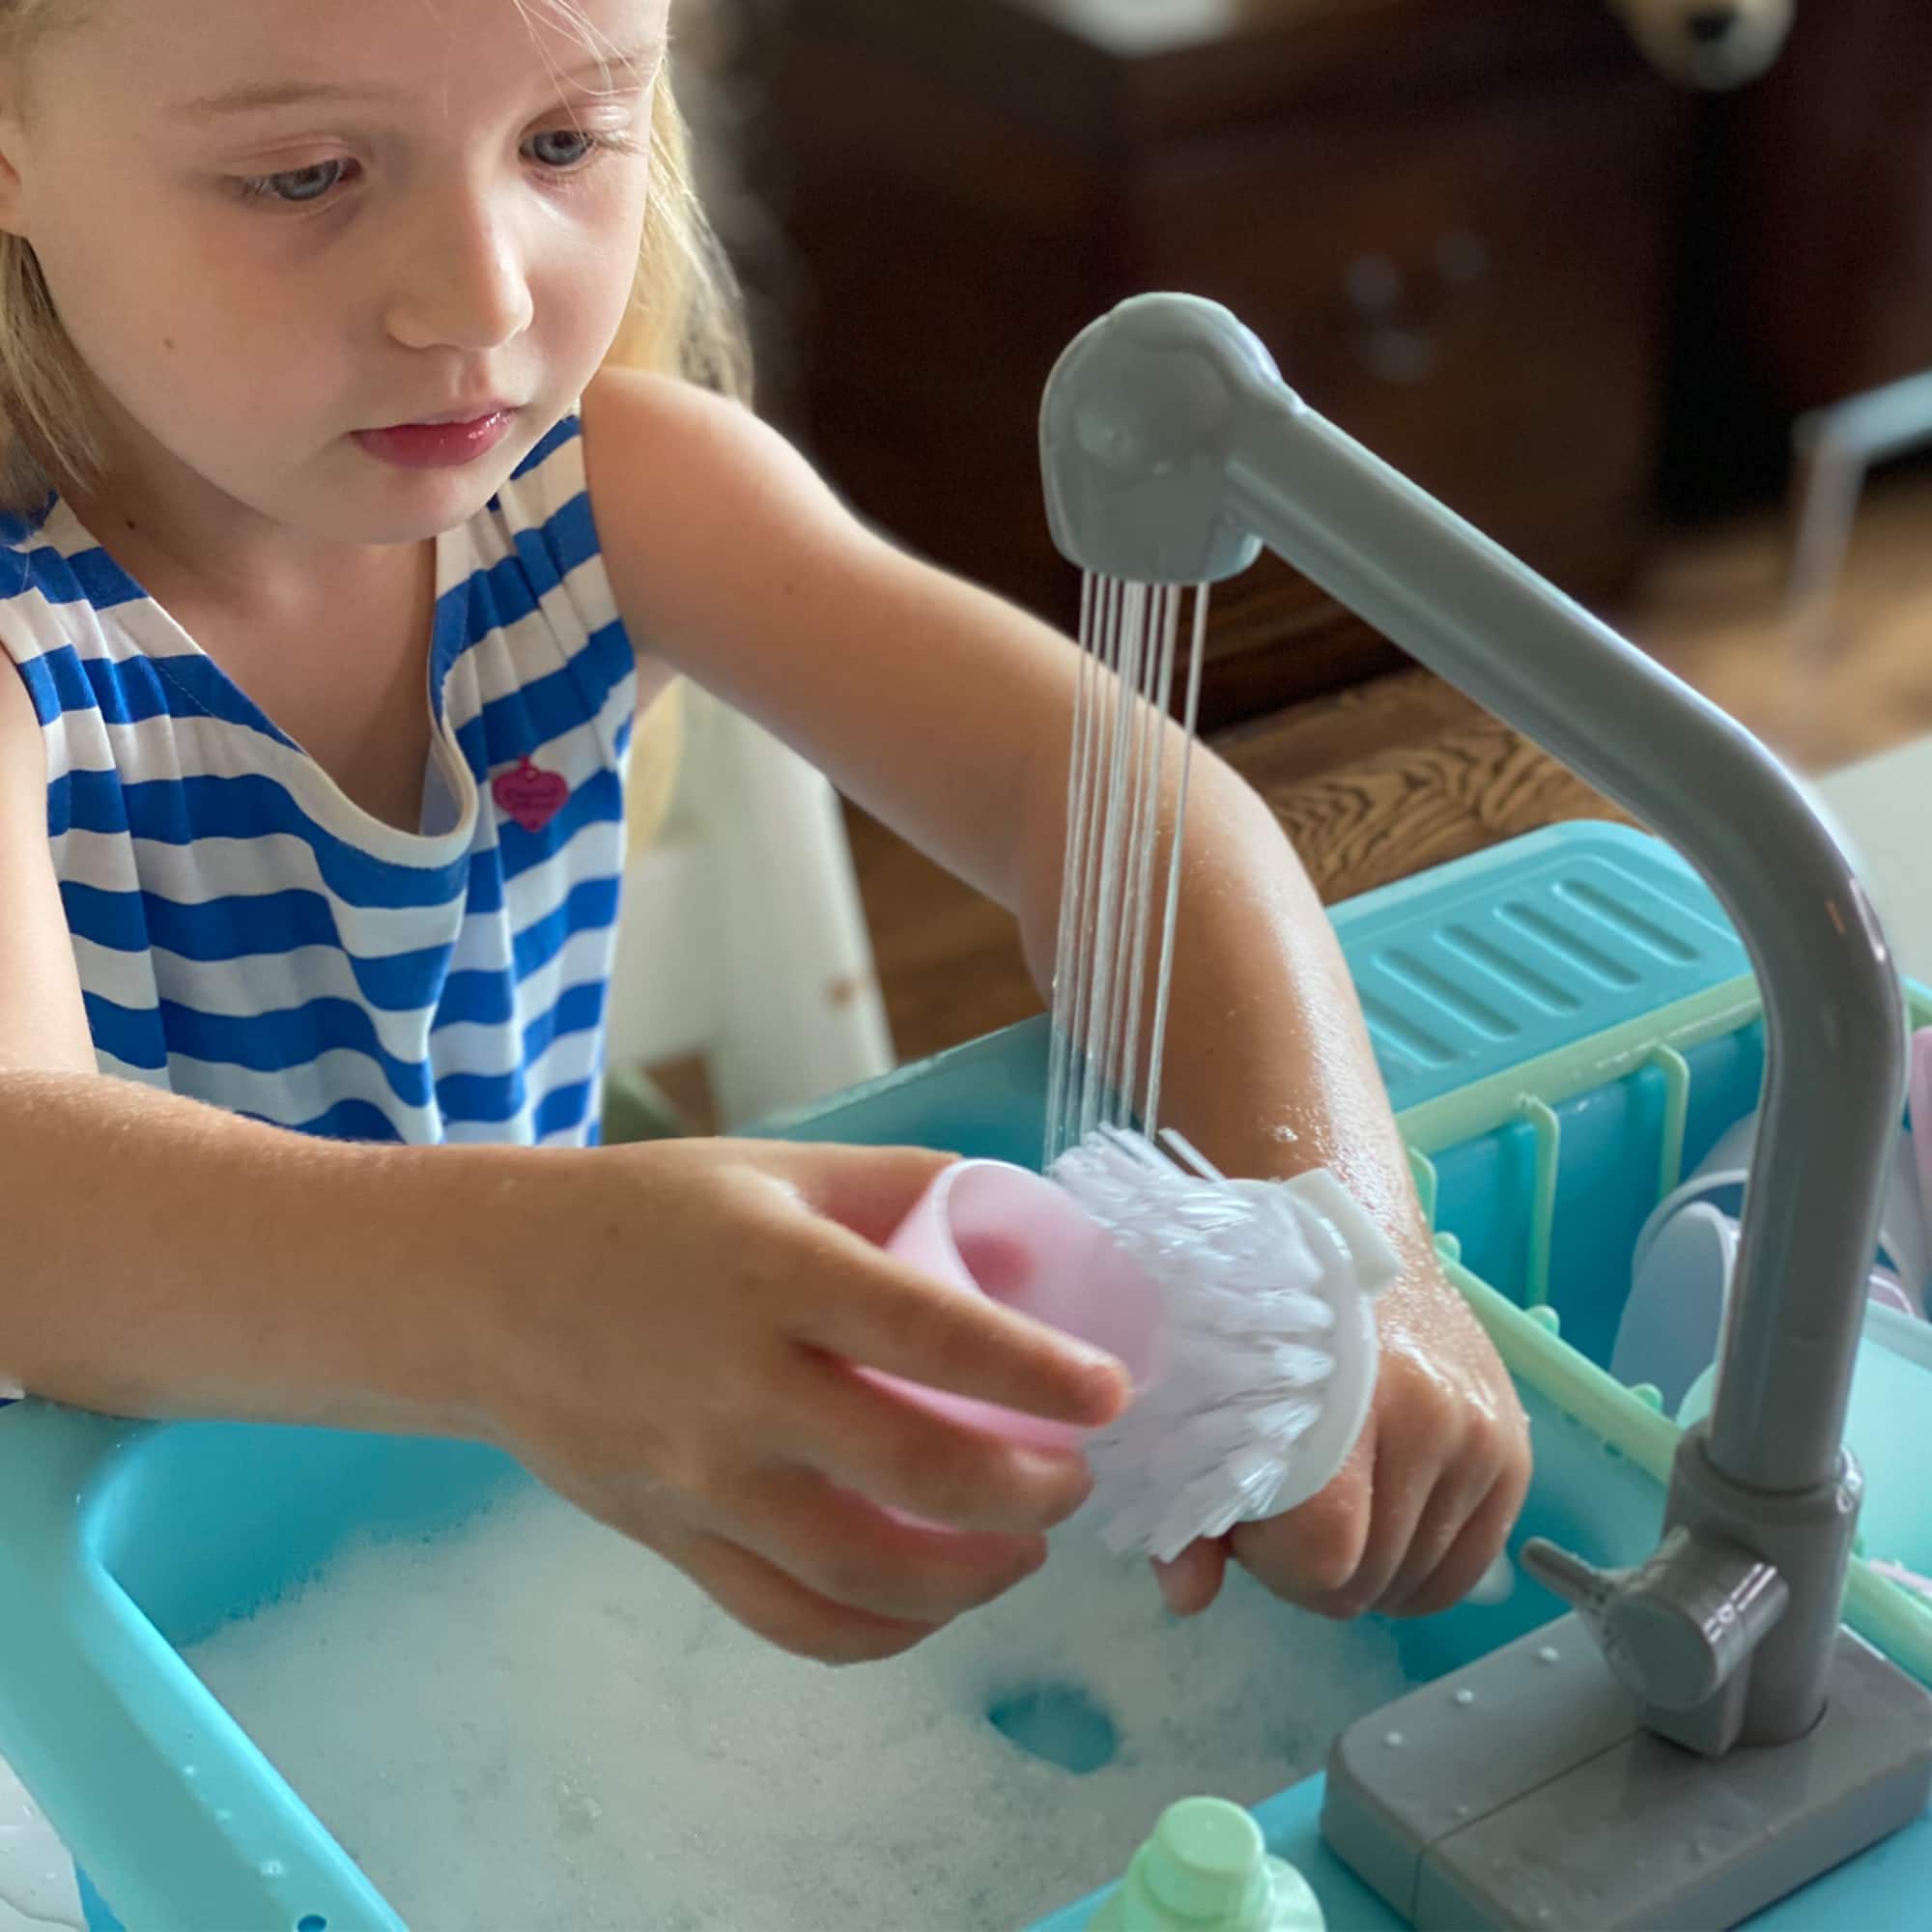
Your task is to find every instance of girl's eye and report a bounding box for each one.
[238,158,355,206]
[526,128,599,171]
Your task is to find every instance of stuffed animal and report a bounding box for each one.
[1607,0,1795,89]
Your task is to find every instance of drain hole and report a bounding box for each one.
[986,1683,1118,1774]
[296,1916,328,1931]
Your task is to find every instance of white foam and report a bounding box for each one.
[0,1758,84,1931]
[186,1486,1409,1931]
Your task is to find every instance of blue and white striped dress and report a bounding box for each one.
[0,414,639,1153]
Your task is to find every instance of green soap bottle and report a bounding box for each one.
[1089,1797,1325,1931]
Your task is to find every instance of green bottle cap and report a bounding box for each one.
[1089,1796,1325,1929]
[1143,1798,1267,1920]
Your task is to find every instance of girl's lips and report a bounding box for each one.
[353,411,516,470]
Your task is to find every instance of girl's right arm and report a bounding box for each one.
[0,667,1127,1661]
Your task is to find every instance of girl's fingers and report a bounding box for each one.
[1151,1537,1228,1617]
[667,1523,944,1665]
[1382,1467,1528,1621]
[1336,1420,1433,1613]
[1370,1452,1505,1616]
[776,1347,1097,1534]
[751,1141,960,1246]
[1229,1422,1378,1611]
[726,1461,1049,1627]
[788,1228,1130,1431]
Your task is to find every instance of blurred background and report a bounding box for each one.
[625,0,1932,1127]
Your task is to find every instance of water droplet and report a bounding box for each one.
[1383,1730,1406,1748]
[1454,1689,1476,1708]
[214,1809,235,1827]
[1537,1645,1561,1665]
[259,1860,287,1881]
[1454,1804,1471,1820]
[181,1764,198,1780]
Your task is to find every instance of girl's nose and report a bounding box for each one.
[384,192,535,354]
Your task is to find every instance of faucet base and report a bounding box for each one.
[1652,1423,1862,1753]
[1321,1614,1932,1928]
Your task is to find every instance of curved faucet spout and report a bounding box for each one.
[1042,293,1908,1748]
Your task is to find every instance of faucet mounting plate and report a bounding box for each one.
[1321,1615,1932,1928]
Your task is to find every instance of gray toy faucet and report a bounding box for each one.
[1040,293,1932,1929]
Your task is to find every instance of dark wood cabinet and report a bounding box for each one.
[758,0,1690,727]
[1660,0,1932,513]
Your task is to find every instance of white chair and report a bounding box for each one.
[1786,367,1932,665]
[604,683,897,1130]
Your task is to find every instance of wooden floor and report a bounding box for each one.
[846,470,1932,1068]
[1628,469,1932,771]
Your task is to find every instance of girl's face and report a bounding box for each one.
[0,0,667,546]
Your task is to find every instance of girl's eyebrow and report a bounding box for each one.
[169,44,662,121]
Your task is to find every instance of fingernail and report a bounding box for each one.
[1064,1339,1125,1378]
[1067,1348,1130,1408]
[1039,1451,1095,1500]
[1030,1463,1094,1524]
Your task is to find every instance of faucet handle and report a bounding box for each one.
[1521,1527,1790,1711]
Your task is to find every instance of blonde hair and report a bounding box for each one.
[612,71,752,403]
[0,3,751,513]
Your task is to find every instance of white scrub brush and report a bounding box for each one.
[1050,1125,1401,1564]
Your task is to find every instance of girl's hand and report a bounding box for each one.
[456,1139,1130,1664]
[1149,1258,1530,1621]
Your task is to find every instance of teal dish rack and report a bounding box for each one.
[4,820,1931,1932]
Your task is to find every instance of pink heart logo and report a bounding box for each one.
[492,756,570,835]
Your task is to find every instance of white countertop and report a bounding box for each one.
[1811,733,1932,989]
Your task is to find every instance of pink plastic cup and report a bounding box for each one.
[873,1159,1162,1449]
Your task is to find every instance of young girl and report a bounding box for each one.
[0,0,1528,1667]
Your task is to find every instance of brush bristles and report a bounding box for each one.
[1051,1128,1371,1563]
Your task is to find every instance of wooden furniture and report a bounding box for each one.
[844,669,1629,1066]
[1661,0,1932,513]
[1696,1,1932,422]
[761,0,1689,729]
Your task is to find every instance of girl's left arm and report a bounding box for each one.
[585,373,1530,1619]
